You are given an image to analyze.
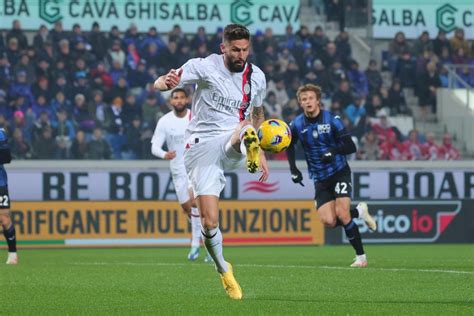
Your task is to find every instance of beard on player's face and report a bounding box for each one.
[173,103,187,113]
[227,56,247,72]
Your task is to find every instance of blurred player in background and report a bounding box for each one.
[0,128,17,264]
[287,84,376,267]
[154,24,268,300]
[151,88,211,262]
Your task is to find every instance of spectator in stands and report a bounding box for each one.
[449,28,471,58]
[126,43,140,70]
[263,91,283,119]
[53,108,74,158]
[90,62,113,91]
[124,23,141,47]
[87,127,111,159]
[191,26,208,52]
[210,27,224,54]
[13,53,35,84]
[335,31,351,65]
[403,129,425,160]
[365,59,383,95]
[0,114,10,136]
[33,126,55,159]
[452,47,469,65]
[280,24,297,50]
[158,41,181,69]
[168,24,187,48]
[142,94,162,128]
[267,75,290,107]
[32,76,53,102]
[413,31,433,56]
[10,127,32,159]
[141,42,160,70]
[328,61,347,93]
[0,53,11,88]
[9,71,34,107]
[347,60,368,97]
[433,30,451,58]
[276,47,296,74]
[33,25,51,51]
[70,130,88,159]
[36,57,52,81]
[296,25,311,47]
[389,32,411,74]
[6,38,21,70]
[32,95,53,120]
[418,62,441,118]
[0,31,5,53]
[332,80,353,109]
[262,27,278,51]
[50,21,67,46]
[357,129,379,160]
[122,94,142,126]
[310,26,329,56]
[51,90,72,116]
[88,22,108,61]
[73,94,94,132]
[395,51,416,88]
[141,26,167,53]
[422,132,441,160]
[107,40,126,68]
[7,20,28,50]
[439,133,460,160]
[109,76,128,102]
[57,39,73,72]
[438,46,452,64]
[387,79,409,116]
[124,115,143,159]
[306,59,331,94]
[379,129,407,160]
[321,42,340,69]
[104,97,125,159]
[371,109,395,142]
[107,26,121,49]
[344,95,366,125]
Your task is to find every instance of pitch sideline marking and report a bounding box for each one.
[70,262,474,275]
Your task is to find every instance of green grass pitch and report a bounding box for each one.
[2,245,473,315]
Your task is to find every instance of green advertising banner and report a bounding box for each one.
[372,0,473,39]
[0,0,300,34]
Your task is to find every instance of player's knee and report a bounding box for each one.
[201,215,219,230]
[320,217,336,228]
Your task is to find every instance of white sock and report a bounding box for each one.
[202,227,228,273]
[190,207,201,248]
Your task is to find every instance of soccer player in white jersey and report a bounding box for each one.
[154,24,268,300]
[151,88,205,261]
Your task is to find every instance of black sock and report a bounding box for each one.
[335,208,360,226]
[344,220,364,255]
[3,224,17,253]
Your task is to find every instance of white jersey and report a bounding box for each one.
[151,109,191,175]
[178,54,266,142]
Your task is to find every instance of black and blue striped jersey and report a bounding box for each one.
[289,110,350,182]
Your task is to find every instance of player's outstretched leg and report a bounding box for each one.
[2,222,18,265]
[187,207,201,261]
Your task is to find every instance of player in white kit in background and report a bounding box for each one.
[154,24,269,300]
[151,88,207,261]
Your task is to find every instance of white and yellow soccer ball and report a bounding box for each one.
[257,119,292,154]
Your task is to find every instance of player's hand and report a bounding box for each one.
[321,150,335,164]
[164,68,183,89]
[164,151,176,160]
[291,168,304,186]
[258,151,269,182]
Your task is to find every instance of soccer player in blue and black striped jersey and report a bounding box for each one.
[0,128,17,264]
[287,84,376,267]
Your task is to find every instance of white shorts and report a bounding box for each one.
[172,171,192,204]
[184,132,244,197]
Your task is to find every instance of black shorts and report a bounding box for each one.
[314,166,352,208]
[0,186,10,209]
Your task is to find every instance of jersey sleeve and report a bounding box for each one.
[289,120,299,146]
[178,58,208,86]
[150,119,167,159]
[331,114,349,139]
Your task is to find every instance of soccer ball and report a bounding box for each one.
[257,119,292,154]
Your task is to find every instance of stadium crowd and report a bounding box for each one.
[0,19,468,160]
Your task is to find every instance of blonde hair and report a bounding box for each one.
[296,84,322,102]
